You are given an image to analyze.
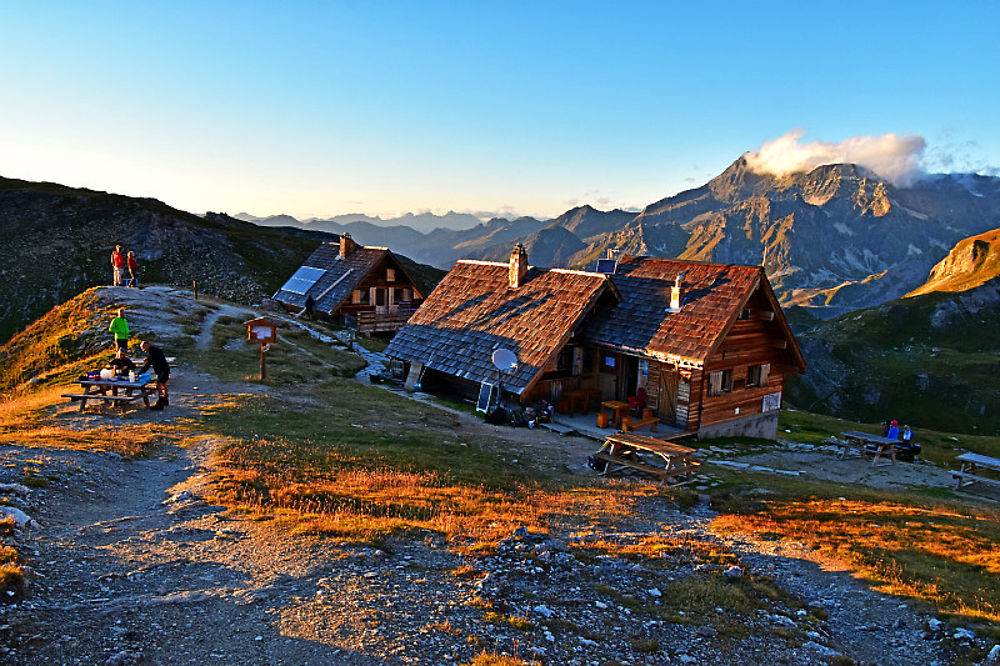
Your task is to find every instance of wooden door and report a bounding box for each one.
[657,367,679,424]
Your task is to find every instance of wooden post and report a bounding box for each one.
[193,281,198,301]
[260,342,267,381]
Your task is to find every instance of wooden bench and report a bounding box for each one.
[952,453,1000,490]
[622,416,659,433]
[62,393,140,412]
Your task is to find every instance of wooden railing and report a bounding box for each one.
[354,308,416,334]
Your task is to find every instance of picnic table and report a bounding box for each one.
[62,375,157,412]
[600,400,630,428]
[838,430,898,467]
[562,388,599,416]
[591,432,700,485]
[952,453,1000,490]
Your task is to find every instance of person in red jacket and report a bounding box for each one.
[126,251,139,288]
[111,245,126,286]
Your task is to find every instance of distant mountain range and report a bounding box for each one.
[241,158,1000,318]
[236,210,486,233]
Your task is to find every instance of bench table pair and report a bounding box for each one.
[63,378,158,412]
[838,431,899,468]
[952,453,1000,490]
[592,433,700,485]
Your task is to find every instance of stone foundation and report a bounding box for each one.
[698,411,778,440]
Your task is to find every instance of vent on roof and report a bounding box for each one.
[667,272,684,314]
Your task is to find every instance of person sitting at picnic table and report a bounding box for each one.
[897,425,921,461]
[137,340,170,410]
[105,348,136,378]
[109,308,130,351]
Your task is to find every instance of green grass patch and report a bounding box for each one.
[779,408,1000,466]
[197,318,366,383]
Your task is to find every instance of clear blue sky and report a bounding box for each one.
[1,1,997,219]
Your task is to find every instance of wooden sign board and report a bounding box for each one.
[245,317,277,344]
[762,391,782,413]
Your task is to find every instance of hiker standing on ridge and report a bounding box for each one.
[109,308,130,352]
[127,251,140,288]
[111,245,126,286]
[138,340,170,410]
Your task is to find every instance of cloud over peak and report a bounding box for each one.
[745,129,926,186]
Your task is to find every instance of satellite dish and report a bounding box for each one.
[492,348,518,371]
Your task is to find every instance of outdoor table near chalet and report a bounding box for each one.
[62,374,157,412]
[838,430,898,467]
[591,432,700,485]
[599,400,630,428]
[563,388,599,416]
[952,452,1000,490]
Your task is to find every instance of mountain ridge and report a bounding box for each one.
[239,158,1000,318]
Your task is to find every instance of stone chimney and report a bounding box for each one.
[509,243,528,289]
[668,272,684,313]
[340,232,357,259]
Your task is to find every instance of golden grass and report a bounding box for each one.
[0,545,18,565]
[712,496,1000,622]
[208,456,663,551]
[461,652,537,666]
[0,385,173,456]
[0,563,27,598]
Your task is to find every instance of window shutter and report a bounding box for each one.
[760,363,770,387]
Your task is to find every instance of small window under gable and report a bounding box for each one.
[747,363,770,388]
[708,369,733,396]
[386,268,396,282]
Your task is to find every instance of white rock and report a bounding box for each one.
[802,641,839,657]
[647,588,662,598]
[595,601,608,609]
[927,618,945,631]
[534,604,554,618]
[953,627,975,641]
[678,655,697,664]
[986,644,1000,662]
[723,565,743,578]
[0,483,31,496]
[0,506,40,529]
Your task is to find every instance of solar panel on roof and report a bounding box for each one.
[596,259,617,274]
[280,266,326,295]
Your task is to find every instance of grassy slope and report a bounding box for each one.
[0,176,444,343]
[787,282,1000,435]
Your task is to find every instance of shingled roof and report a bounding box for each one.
[384,260,617,396]
[584,256,802,368]
[273,242,390,314]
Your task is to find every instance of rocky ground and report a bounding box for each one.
[1,289,997,665]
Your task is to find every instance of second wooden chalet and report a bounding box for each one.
[385,245,806,440]
[273,233,425,333]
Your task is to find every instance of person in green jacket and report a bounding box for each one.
[109,308,130,352]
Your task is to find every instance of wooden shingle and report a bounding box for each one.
[385,261,614,395]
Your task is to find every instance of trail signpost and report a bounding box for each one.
[245,317,278,380]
